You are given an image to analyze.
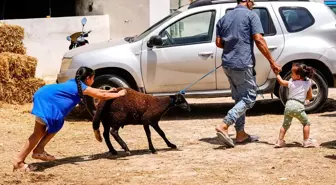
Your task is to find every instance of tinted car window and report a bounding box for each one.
[279,7,315,33]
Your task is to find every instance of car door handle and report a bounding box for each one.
[198,52,214,57]
[268,46,277,51]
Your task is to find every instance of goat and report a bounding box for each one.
[92,88,190,155]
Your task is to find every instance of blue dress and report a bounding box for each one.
[31,79,88,133]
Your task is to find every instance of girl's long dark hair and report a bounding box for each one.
[293,63,315,80]
[75,66,94,106]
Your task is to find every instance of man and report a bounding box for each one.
[215,0,281,147]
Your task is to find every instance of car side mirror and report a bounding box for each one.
[147,35,163,48]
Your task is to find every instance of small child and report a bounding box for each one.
[275,63,318,148]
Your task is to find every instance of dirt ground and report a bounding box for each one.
[0,89,336,185]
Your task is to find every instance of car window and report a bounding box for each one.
[226,8,276,36]
[327,5,336,14]
[159,11,215,47]
[279,7,314,33]
[133,10,182,42]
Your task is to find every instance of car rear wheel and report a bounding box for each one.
[278,68,328,113]
[85,74,130,116]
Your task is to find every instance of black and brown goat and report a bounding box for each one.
[92,88,190,155]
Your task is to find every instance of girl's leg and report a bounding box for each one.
[298,111,317,147]
[278,126,288,141]
[275,114,292,148]
[13,121,47,170]
[303,124,310,140]
[32,132,57,161]
[297,111,311,140]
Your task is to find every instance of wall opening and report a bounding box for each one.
[0,0,76,20]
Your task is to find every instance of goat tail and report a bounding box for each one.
[92,100,107,142]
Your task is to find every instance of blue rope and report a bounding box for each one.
[178,65,265,99]
[179,65,222,95]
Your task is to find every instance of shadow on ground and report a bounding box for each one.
[199,136,305,149]
[320,140,336,149]
[66,98,336,122]
[31,147,181,172]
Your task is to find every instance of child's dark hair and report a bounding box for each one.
[75,66,95,105]
[293,63,315,80]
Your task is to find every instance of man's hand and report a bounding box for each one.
[270,62,282,74]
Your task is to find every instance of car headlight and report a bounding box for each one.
[60,58,72,73]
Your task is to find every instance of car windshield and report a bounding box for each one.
[131,10,182,42]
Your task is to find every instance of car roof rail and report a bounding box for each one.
[188,0,310,9]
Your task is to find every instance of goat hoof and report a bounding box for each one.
[150,150,157,154]
[168,144,177,149]
[126,151,131,156]
[109,151,118,155]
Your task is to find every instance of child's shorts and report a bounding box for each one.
[283,99,310,129]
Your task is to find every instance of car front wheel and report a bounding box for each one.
[278,68,328,113]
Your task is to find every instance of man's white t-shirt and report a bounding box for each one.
[288,79,312,102]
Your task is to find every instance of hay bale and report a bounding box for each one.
[0,52,37,82]
[0,55,10,83]
[0,23,26,54]
[0,78,45,104]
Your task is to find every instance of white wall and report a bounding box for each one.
[76,0,150,40]
[150,0,170,26]
[2,15,110,83]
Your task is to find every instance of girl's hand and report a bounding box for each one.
[110,87,118,91]
[118,89,127,97]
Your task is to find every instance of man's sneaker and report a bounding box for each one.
[303,138,318,148]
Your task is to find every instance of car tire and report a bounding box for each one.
[278,68,328,113]
[85,74,131,116]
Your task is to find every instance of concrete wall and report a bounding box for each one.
[76,0,150,40]
[2,15,110,83]
[171,0,193,10]
[76,0,170,40]
[150,0,170,26]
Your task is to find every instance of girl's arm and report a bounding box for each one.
[276,74,289,87]
[306,87,313,100]
[83,87,126,100]
[97,88,118,93]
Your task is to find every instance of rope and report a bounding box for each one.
[178,65,265,99]
[179,65,222,95]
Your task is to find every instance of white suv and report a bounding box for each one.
[57,0,336,113]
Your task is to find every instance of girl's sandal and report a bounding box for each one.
[32,151,56,161]
[13,163,36,172]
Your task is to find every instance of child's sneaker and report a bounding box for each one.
[275,139,286,148]
[303,138,318,148]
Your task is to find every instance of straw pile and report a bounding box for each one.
[0,24,45,104]
[0,23,26,54]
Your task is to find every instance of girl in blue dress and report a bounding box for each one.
[13,66,127,172]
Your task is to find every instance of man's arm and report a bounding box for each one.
[250,12,281,74]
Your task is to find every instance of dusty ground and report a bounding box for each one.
[0,89,336,185]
